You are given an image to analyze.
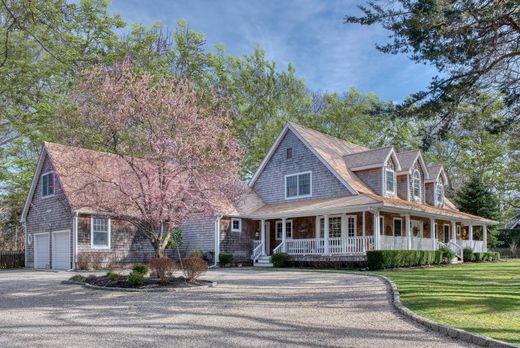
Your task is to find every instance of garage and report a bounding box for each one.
[34,233,50,269]
[51,230,71,270]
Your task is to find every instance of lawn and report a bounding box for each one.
[375,259,520,345]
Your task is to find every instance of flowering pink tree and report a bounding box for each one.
[58,60,243,257]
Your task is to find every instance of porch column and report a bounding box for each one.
[373,210,380,250]
[483,225,488,251]
[260,219,266,255]
[469,224,473,248]
[324,214,330,255]
[362,211,366,237]
[430,218,436,250]
[281,217,287,252]
[405,215,411,250]
[451,221,457,243]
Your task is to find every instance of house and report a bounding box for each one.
[21,122,495,270]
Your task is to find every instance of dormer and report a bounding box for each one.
[396,150,429,203]
[345,147,401,197]
[425,165,448,207]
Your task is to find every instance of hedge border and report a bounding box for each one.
[366,273,518,348]
[62,280,217,292]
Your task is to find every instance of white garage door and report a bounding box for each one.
[52,230,71,270]
[34,233,50,269]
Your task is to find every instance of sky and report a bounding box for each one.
[109,0,438,102]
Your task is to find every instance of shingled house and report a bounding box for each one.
[21,122,495,270]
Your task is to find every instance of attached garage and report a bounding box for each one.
[51,230,71,270]
[34,233,50,269]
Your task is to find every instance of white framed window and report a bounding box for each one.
[41,172,55,198]
[385,168,395,194]
[91,217,111,249]
[411,220,423,238]
[285,171,312,199]
[276,220,293,240]
[435,181,444,207]
[393,218,403,237]
[329,216,342,238]
[379,216,384,235]
[412,170,421,201]
[231,218,242,232]
[347,215,357,237]
[457,225,461,237]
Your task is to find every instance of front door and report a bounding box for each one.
[443,225,450,243]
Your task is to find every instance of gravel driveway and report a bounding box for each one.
[0,268,474,348]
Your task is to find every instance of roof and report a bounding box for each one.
[396,150,429,176]
[343,146,395,170]
[426,165,448,183]
[21,142,263,221]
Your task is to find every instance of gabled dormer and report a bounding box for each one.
[425,165,448,208]
[344,147,401,197]
[396,150,429,204]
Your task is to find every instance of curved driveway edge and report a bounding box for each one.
[366,273,519,348]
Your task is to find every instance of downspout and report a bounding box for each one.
[72,212,79,271]
[22,220,27,268]
[211,214,222,268]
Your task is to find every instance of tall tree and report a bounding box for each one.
[345,0,520,145]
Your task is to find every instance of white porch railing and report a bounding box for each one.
[381,235,408,250]
[251,240,264,263]
[284,236,374,255]
[456,240,485,252]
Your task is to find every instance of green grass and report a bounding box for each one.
[375,260,520,345]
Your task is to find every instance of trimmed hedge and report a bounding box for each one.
[367,249,453,270]
[270,252,289,267]
[473,251,500,261]
[219,252,233,266]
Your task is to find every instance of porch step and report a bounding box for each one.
[254,256,273,267]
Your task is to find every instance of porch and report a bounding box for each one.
[251,210,488,263]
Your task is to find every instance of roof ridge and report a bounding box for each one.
[288,121,368,151]
[397,149,420,155]
[343,145,394,156]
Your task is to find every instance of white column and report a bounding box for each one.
[483,225,488,251]
[324,215,330,255]
[315,216,320,240]
[373,210,380,249]
[405,215,411,250]
[281,217,287,252]
[362,211,366,237]
[430,218,436,250]
[260,219,266,255]
[469,224,473,248]
[451,221,457,243]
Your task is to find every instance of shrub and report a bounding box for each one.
[182,256,208,282]
[127,271,144,286]
[219,253,233,266]
[367,250,438,270]
[69,274,86,282]
[190,249,203,258]
[149,257,177,282]
[271,252,289,267]
[106,271,119,281]
[438,246,454,263]
[463,247,474,262]
[473,251,500,262]
[132,263,149,275]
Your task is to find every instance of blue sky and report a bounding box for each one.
[109,0,438,102]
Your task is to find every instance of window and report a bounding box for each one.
[347,216,356,237]
[231,218,241,232]
[411,220,423,237]
[385,169,395,194]
[276,220,293,240]
[457,225,461,237]
[41,172,55,197]
[91,217,111,249]
[435,182,444,207]
[412,170,421,200]
[379,216,384,235]
[393,218,402,236]
[285,172,311,199]
[286,147,293,159]
[330,216,342,238]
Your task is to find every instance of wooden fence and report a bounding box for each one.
[0,251,25,269]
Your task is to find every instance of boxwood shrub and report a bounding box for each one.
[270,252,289,267]
[473,251,500,262]
[367,250,440,270]
[463,247,475,262]
[219,252,234,266]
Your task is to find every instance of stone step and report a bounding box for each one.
[254,262,273,267]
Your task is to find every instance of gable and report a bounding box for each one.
[252,129,352,204]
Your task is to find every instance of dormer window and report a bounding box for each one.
[435,181,444,207]
[412,170,421,201]
[385,168,395,194]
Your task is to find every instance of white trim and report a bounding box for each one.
[21,146,47,222]
[443,223,451,243]
[40,171,55,199]
[275,219,293,240]
[346,215,357,237]
[34,232,50,269]
[248,123,358,195]
[379,216,384,235]
[393,217,403,236]
[284,171,312,200]
[412,169,422,202]
[385,167,396,195]
[90,217,111,249]
[74,212,79,269]
[214,215,222,267]
[230,218,242,232]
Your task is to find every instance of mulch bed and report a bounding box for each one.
[83,275,212,290]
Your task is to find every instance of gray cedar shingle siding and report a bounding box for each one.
[355,168,382,195]
[220,217,258,264]
[25,154,73,268]
[177,214,216,257]
[425,182,435,206]
[253,129,352,204]
[397,174,409,200]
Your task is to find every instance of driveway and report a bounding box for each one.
[0,268,474,347]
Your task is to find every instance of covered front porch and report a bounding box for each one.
[251,209,488,262]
